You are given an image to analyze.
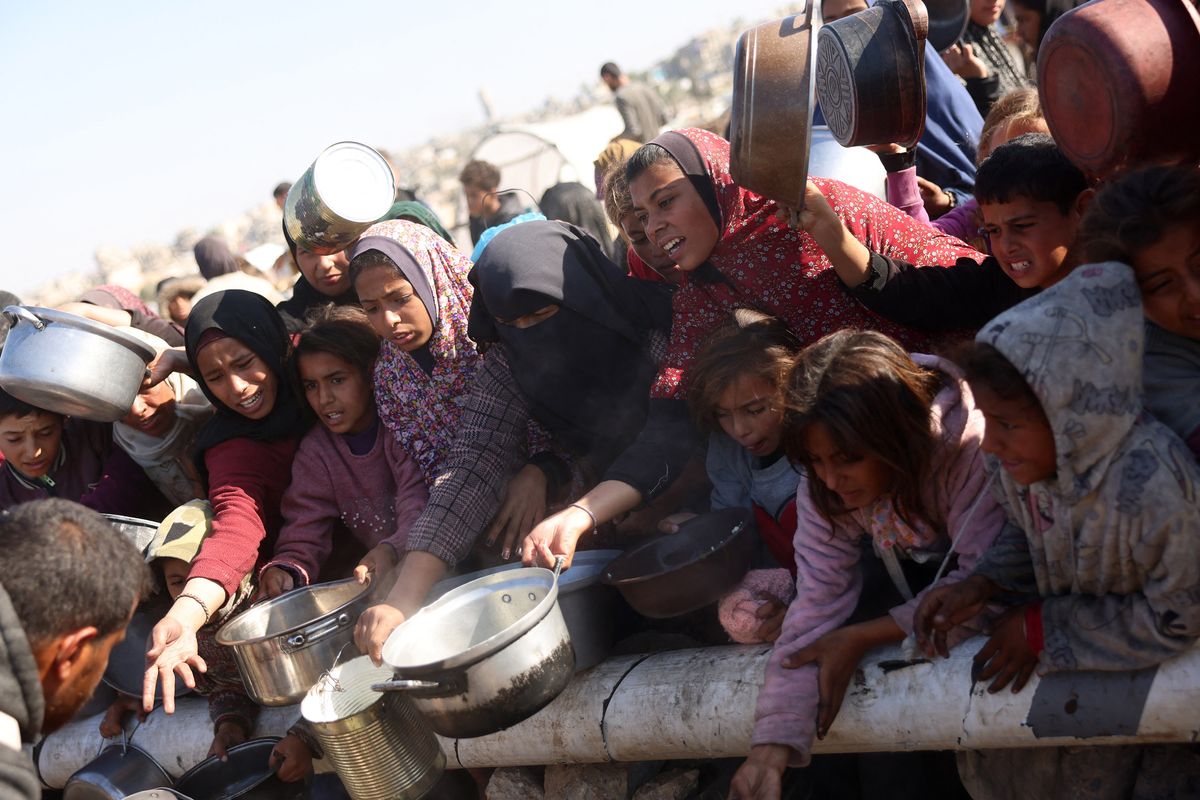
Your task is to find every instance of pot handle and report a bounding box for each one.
[3,306,45,332]
[371,679,441,692]
[371,673,468,697]
[282,612,353,654]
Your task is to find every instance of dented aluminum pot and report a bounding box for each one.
[376,558,574,738]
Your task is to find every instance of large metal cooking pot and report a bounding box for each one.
[102,514,160,557]
[431,550,622,671]
[301,657,444,800]
[174,739,303,800]
[1038,0,1200,178]
[815,0,929,148]
[64,740,172,800]
[216,578,374,706]
[729,3,822,210]
[0,306,156,422]
[601,507,756,619]
[284,142,396,255]
[375,559,574,738]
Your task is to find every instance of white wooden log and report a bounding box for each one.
[39,641,1200,784]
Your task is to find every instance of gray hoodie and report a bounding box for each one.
[973,261,1200,673]
[0,581,43,800]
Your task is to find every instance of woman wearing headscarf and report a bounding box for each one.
[539,181,621,263]
[142,290,308,712]
[354,220,674,660]
[521,127,980,571]
[275,226,359,333]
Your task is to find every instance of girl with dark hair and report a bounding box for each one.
[943,0,1029,117]
[521,127,977,573]
[730,329,1005,798]
[354,219,674,662]
[1078,164,1200,459]
[142,290,308,736]
[259,305,427,599]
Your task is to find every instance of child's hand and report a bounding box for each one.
[354,543,398,585]
[774,181,838,235]
[917,177,954,219]
[728,743,791,799]
[914,575,998,658]
[259,567,295,599]
[269,734,313,783]
[656,512,697,534]
[782,626,873,739]
[98,694,145,738]
[941,42,988,80]
[354,603,407,666]
[753,594,787,643]
[209,719,249,761]
[973,606,1039,694]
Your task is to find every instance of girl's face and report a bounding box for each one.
[802,422,893,510]
[971,0,1005,26]
[630,160,721,273]
[296,247,351,298]
[122,381,177,438]
[1012,5,1042,48]
[356,265,435,351]
[714,374,785,458]
[298,351,375,436]
[158,556,190,601]
[196,337,278,420]
[973,385,1058,485]
[1131,224,1200,341]
[0,411,64,478]
[618,210,680,282]
[167,295,192,326]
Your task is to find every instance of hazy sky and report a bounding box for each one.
[0,0,786,297]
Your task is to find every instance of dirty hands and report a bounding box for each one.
[728,744,790,800]
[209,719,249,761]
[270,734,314,782]
[754,594,788,643]
[99,694,146,738]
[972,605,1039,694]
[142,347,191,390]
[521,504,595,570]
[781,624,880,739]
[354,543,397,584]
[914,574,999,658]
[487,464,548,560]
[259,567,295,600]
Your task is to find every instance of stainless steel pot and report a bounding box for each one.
[301,657,445,800]
[174,739,304,800]
[102,514,160,557]
[216,578,374,706]
[283,142,396,255]
[64,740,171,800]
[430,550,622,671]
[376,558,574,738]
[0,305,156,422]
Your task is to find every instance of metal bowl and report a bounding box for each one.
[64,743,172,800]
[102,514,160,558]
[174,739,303,800]
[601,508,756,619]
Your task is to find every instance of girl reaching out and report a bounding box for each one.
[729,330,1006,799]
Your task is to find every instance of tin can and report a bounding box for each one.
[284,142,396,255]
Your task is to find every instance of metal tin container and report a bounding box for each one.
[64,743,171,800]
[0,305,156,422]
[216,578,375,706]
[283,142,396,255]
[377,561,574,738]
[301,657,444,800]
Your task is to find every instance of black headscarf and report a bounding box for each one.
[185,290,309,455]
[193,236,239,280]
[468,220,673,465]
[277,220,359,334]
[539,182,618,261]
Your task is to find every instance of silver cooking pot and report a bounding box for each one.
[216,578,374,706]
[0,306,156,422]
[375,558,574,738]
[64,737,171,800]
[174,739,304,800]
[102,514,160,558]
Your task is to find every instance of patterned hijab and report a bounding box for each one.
[349,220,481,484]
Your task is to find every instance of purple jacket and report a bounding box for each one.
[265,420,428,585]
[751,355,1007,764]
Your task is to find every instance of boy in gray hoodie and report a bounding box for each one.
[915,261,1200,799]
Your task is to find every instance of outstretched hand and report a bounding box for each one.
[142,616,205,714]
[354,603,406,667]
[521,505,592,569]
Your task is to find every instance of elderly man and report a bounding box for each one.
[0,500,148,800]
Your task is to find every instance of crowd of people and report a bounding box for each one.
[1,2,1199,797]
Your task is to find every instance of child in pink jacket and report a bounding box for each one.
[259,305,427,599]
[729,330,1007,799]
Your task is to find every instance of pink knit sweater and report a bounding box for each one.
[265,422,427,585]
[751,355,1006,764]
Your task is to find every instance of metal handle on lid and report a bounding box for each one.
[3,306,45,332]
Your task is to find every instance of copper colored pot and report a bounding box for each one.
[815,0,929,149]
[729,3,823,209]
[1038,0,1200,178]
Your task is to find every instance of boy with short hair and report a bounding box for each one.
[914,261,1200,798]
[0,389,167,516]
[816,133,1090,331]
